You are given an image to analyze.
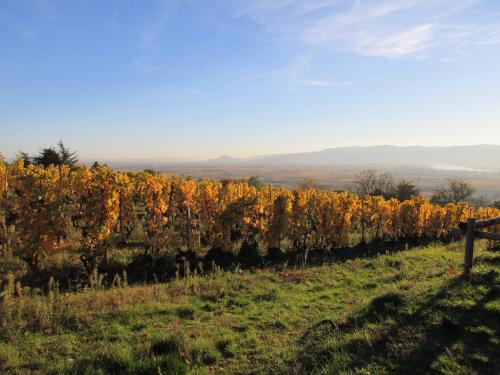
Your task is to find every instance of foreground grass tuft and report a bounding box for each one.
[1,241,499,374]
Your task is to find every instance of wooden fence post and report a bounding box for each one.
[464,218,476,277]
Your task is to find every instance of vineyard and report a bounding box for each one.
[1,158,499,280]
[1,159,500,374]
[3,0,500,371]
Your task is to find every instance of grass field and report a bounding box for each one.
[1,241,499,374]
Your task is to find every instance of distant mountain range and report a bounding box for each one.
[206,145,500,170]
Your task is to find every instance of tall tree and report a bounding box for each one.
[373,172,396,199]
[354,170,378,196]
[247,176,263,189]
[33,147,61,167]
[57,140,78,169]
[395,179,420,201]
[431,180,474,205]
[32,140,78,168]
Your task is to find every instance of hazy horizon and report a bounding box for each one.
[4,143,500,163]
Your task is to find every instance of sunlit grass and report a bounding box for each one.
[1,241,498,374]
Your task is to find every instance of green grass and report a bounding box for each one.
[1,241,499,374]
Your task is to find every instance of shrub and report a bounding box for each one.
[367,292,405,317]
[0,257,28,282]
[151,335,185,356]
[98,343,135,374]
[238,241,262,268]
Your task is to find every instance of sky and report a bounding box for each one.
[1,0,500,160]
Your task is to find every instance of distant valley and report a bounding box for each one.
[104,145,500,200]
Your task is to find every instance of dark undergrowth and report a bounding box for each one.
[6,235,448,292]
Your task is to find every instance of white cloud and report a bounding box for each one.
[261,56,351,87]
[141,11,170,47]
[234,0,499,59]
[350,24,435,58]
[140,0,183,48]
[476,29,500,46]
[237,0,339,21]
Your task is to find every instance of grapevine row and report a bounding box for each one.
[1,159,499,272]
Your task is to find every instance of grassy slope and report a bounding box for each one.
[0,241,499,374]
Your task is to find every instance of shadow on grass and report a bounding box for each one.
[62,336,189,375]
[294,269,500,374]
[267,237,448,270]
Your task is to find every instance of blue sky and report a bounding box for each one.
[1,0,500,160]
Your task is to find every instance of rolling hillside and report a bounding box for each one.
[209,145,500,170]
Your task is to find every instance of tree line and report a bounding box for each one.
[351,169,487,206]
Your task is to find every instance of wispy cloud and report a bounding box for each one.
[134,1,180,75]
[349,23,435,58]
[286,57,333,86]
[476,28,500,46]
[140,0,181,48]
[235,0,499,58]
[261,56,351,87]
[141,11,170,47]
